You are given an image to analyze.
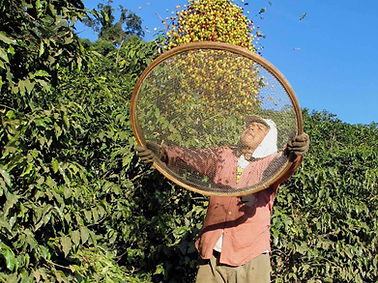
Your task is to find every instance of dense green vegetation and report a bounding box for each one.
[0,0,377,282]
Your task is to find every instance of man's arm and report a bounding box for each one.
[135,142,166,164]
[269,132,310,186]
[240,133,310,205]
[135,142,219,176]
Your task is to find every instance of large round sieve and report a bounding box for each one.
[131,41,302,196]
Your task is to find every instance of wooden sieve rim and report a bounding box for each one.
[130,41,303,196]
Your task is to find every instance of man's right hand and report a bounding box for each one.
[135,142,162,164]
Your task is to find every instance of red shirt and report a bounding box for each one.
[164,146,302,266]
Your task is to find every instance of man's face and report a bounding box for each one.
[240,122,269,154]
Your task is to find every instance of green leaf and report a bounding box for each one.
[54,123,62,139]
[0,48,9,63]
[33,70,50,78]
[154,264,165,275]
[80,226,90,245]
[38,245,50,260]
[71,230,80,246]
[60,236,72,257]
[0,169,11,187]
[91,207,99,223]
[84,209,92,222]
[1,243,16,271]
[25,78,35,94]
[3,192,18,216]
[52,158,59,173]
[39,41,45,57]
[18,78,34,94]
[0,32,16,44]
[20,162,33,177]
[5,110,16,119]
[7,45,15,56]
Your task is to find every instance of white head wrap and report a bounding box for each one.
[252,119,278,158]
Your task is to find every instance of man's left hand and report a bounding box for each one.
[287,133,310,156]
[240,194,255,207]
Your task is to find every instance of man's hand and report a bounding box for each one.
[240,194,255,207]
[135,142,164,164]
[287,133,310,157]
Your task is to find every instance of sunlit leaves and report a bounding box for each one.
[0,1,160,281]
[1,0,376,282]
[0,0,86,112]
[0,243,16,272]
[270,110,377,282]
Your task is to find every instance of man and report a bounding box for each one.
[136,115,309,282]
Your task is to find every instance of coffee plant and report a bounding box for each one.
[0,0,376,282]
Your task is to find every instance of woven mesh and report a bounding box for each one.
[132,44,301,196]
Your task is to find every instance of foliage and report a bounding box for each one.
[0,0,377,283]
[0,36,163,281]
[270,110,377,282]
[0,0,160,280]
[83,0,144,46]
[0,0,86,113]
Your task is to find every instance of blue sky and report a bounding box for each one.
[76,0,378,125]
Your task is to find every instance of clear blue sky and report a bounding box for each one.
[76,0,378,125]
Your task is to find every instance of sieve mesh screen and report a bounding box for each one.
[131,42,302,196]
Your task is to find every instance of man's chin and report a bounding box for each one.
[243,152,253,160]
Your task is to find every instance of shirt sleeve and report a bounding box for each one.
[162,145,221,177]
[270,154,303,191]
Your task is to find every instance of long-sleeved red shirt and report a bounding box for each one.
[164,145,302,266]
